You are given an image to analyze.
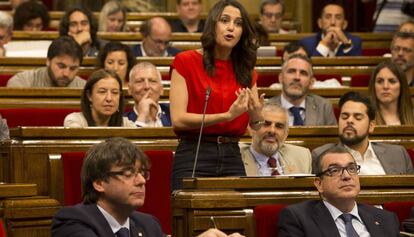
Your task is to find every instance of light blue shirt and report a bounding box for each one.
[249,146,284,175]
[323,200,370,237]
[97,204,130,236]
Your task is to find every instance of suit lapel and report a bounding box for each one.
[87,205,117,237]
[371,143,392,174]
[358,205,385,237]
[312,201,342,237]
[304,96,317,125]
[243,147,259,176]
[130,218,145,237]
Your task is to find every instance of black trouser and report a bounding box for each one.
[171,139,246,192]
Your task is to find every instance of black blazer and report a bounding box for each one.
[131,44,181,57]
[278,200,399,237]
[51,203,165,237]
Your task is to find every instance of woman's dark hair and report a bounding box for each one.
[201,0,258,87]
[13,0,50,30]
[97,41,136,82]
[82,137,150,204]
[368,60,414,125]
[59,7,99,50]
[80,69,125,127]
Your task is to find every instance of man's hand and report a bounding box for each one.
[68,31,92,46]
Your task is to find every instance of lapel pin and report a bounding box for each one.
[138,232,143,236]
[374,221,380,225]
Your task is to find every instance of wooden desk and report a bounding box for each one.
[2,126,414,205]
[0,183,61,237]
[172,176,414,237]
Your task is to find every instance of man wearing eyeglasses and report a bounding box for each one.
[240,102,312,176]
[299,3,362,57]
[278,146,400,236]
[132,17,181,57]
[51,137,243,237]
[390,31,414,86]
[312,92,414,175]
[259,0,288,34]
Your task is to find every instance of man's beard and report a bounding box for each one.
[48,67,71,87]
[283,82,308,101]
[253,133,281,157]
[339,130,368,146]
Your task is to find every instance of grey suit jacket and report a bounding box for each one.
[51,203,165,237]
[278,200,400,237]
[311,142,414,174]
[240,143,312,176]
[269,94,337,126]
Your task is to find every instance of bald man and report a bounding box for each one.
[132,17,181,57]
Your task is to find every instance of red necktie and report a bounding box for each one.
[267,157,280,175]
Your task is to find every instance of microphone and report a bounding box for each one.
[192,86,211,178]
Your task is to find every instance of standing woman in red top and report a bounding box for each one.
[170,0,264,191]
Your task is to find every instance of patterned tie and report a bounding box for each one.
[339,213,360,237]
[116,227,130,237]
[289,107,304,126]
[267,157,280,175]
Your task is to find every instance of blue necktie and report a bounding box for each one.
[289,107,304,126]
[116,227,130,237]
[339,213,360,237]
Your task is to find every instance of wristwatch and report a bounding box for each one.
[343,39,353,49]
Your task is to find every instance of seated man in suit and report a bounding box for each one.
[51,137,243,237]
[259,0,288,34]
[269,54,337,126]
[279,146,400,236]
[7,36,86,88]
[171,0,205,33]
[241,102,312,176]
[390,31,414,86]
[132,17,181,57]
[312,91,414,175]
[125,62,171,127]
[299,3,362,57]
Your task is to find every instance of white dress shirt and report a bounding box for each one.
[345,142,386,175]
[97,204,130,235]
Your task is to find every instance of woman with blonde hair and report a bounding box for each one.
[99,1,127,32]
[368,60,414,125]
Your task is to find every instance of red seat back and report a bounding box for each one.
[405,149,414,170]
[0,108,79,127]
[383,201,414,228]
[61,150,173,234]
[254,204,287,237]
[0,74,12,86]
[362,48,390,56]
[351,74,371,87]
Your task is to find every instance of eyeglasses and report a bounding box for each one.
[263,12,282,20]
[149,35,170,47]
[391,46,413,54]
[317,164,360,177]
[108,167,150,181]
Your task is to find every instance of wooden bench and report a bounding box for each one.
[2,126,414,205]
[172,176,414,236]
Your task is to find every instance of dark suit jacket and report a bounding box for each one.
[131,44,181,57]
[299,32,362,57]
[278,200,400,237]
[51,203,165,237]
[124,103,172,127]
[170,19,205,33]
[311,142,414,174]
[269,94,337,126]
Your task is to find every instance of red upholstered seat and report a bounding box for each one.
[254,204,287,237]
[383,201,414,228]
[0,108,79,127]
[0,74,12,86]
[61,150,173,234]
[405,149,414,169]
[351,74,371,87]
[362,48,390,56]
[0,219,7,237]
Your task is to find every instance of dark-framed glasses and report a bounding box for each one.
[317,164,360,177]
[108,168,150,181]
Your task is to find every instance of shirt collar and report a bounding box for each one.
[323,200,363,223]
[343,141,374,161]
[97,204,130,234]
[140,43,168,57]
[249,146,279,167]
[280,94,306,109]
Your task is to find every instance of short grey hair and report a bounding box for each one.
[129,61,162,84]
[0,11,13,33]
[281,53,314,78]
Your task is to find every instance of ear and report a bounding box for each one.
[314,177,323,194]
[368,119,375,134]
[342,19,348,30]
[92,179,105,193]
[86,90,93,103]
[317,18,323,29]
[46,59,50,67]
[309,76,316,89]
[278,72,283,84]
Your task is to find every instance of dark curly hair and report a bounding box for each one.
[97,41,136,82]
[201,0,258,87]
[13,0,50,30]
[59,7,100,51]
[80,69,125,127]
